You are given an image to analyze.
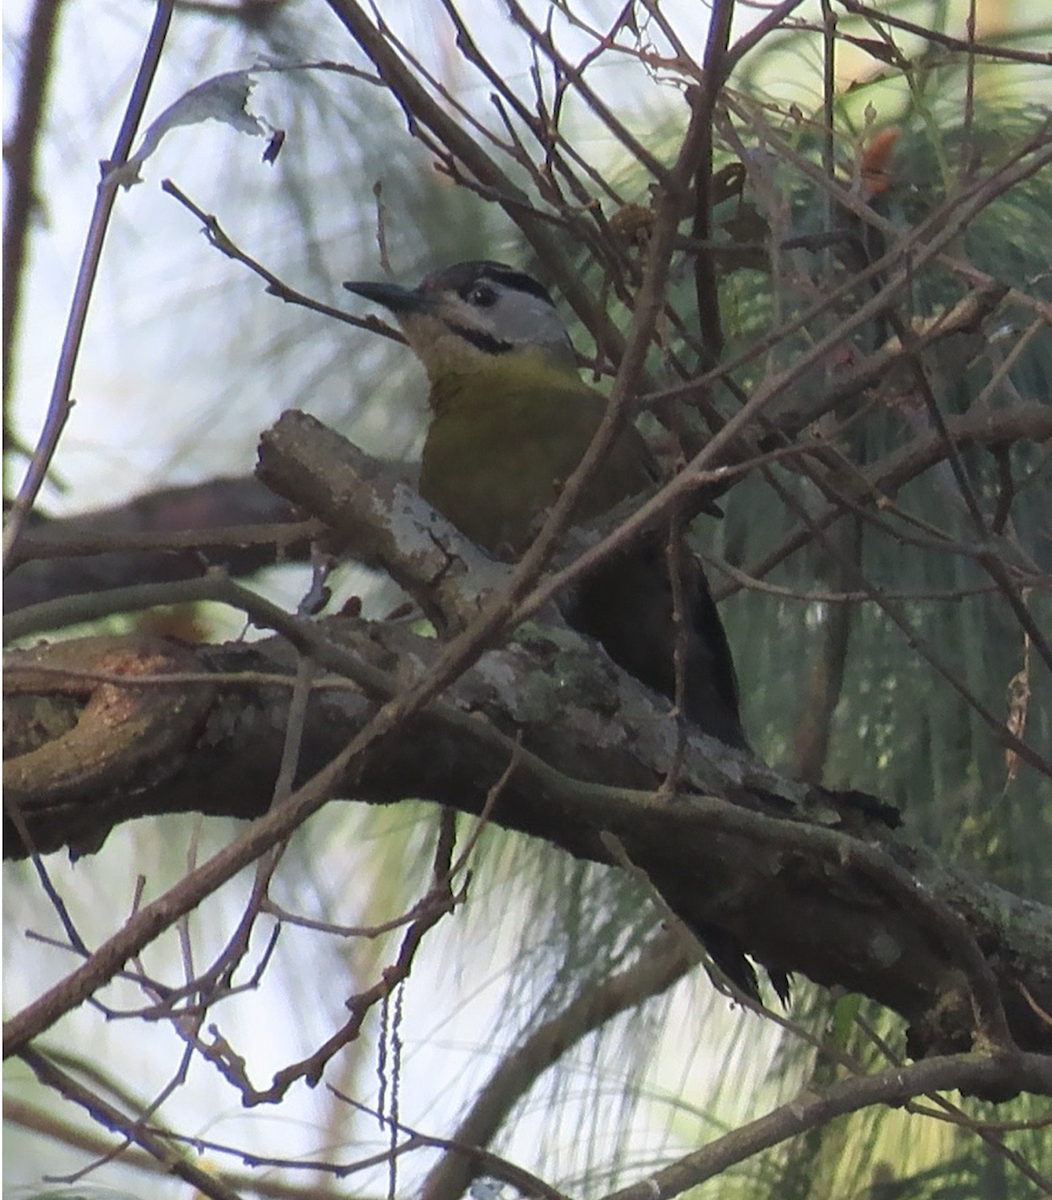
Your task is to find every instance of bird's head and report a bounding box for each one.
[343,260,577,380]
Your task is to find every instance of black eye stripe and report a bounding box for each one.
[427,260,556,308]
[475,265,554,305]
[463,283,498,307]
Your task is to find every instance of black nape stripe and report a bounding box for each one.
[449,323,514,355]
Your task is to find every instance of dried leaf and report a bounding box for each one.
[108,68,270,189]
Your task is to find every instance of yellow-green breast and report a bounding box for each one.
[419,353,656,557]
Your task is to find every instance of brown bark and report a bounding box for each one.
[4,413,1051,1070]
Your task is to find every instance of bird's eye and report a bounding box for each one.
[465,284,498,307]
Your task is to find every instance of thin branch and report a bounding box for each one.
[420,929,691,1200]
[504,0,671,182]
[2,0,175,570]
[162,179,390,335]
[1,1096,340,1200]
[3,0,64,414]
[326,0,631,365]
[18,1047,244,1200]
[837,0,1052,66]
[600,1052,1052,1200]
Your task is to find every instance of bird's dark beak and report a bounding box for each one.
[343,279,434,315]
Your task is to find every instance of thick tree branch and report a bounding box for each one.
[4,476,308,613]
[7,394,1046,618]
[5,415,1051,1073]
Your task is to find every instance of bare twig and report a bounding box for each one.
[837,0,1052,66]
[3,0,64,413]
[18,1046,244,1200]
[2,0,175,570]
[599,1052,1052,1200]
[419,928,692,1200]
